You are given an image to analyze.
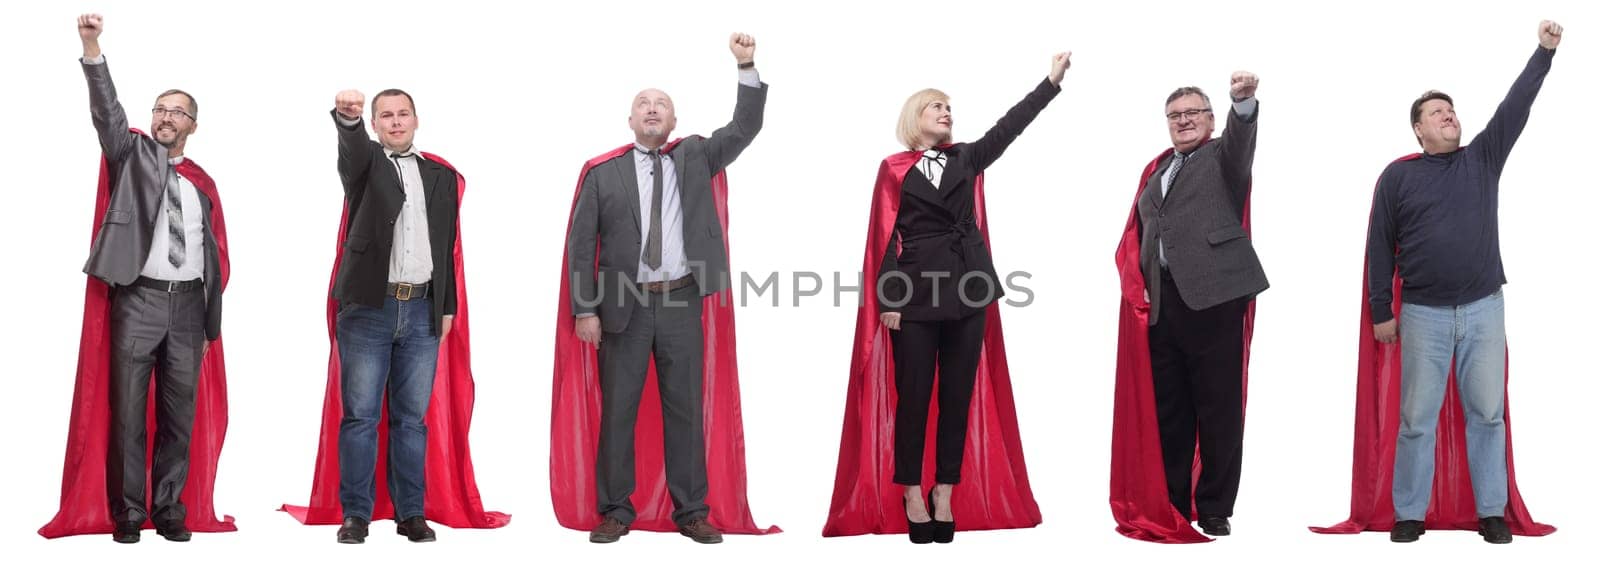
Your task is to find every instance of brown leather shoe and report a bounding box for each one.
[589,517,629,543]
[678,518,723,544]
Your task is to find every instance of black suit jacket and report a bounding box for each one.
[878,78,1060,321]
[82,60,224,340]
[331,111,460,335]
[567,82,767,333]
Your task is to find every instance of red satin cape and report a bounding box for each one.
[822,150,1041,537]
[549,142,777,535]
[1310,154,1552,536]
[41,144,236,538]
[1109,147,1256,544]
[281,152,509,529]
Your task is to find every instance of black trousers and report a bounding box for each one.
[107,283,206,526]
[595,284,708,526]
[891,310,986,485]
[1148,270,1247,519]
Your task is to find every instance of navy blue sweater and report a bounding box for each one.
[1367,46,1555,324]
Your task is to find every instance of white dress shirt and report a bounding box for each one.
[386,147,434,284]
[139,156,206,281]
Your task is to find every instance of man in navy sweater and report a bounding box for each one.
[1367,20,1563,545]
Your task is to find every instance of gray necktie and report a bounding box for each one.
[165,165,185,268]
[644,149,664,270]
[1160,152,1186,199]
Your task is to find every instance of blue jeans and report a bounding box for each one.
[1393,289,1507,521]
[336,296,439,521]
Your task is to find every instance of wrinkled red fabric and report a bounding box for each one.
[281,152,509,529]
[1310,154,1553,537]
[41,143,236,538]
[550,142,777,535]
[822,150,1041,537]
[1109,147,1256,544]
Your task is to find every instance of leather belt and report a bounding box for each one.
[135,276,203,293]
[636,275,695,293]
[386,281,431,301]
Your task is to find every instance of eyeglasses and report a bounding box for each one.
[151,106,194,121]
[1165,108,1212,122]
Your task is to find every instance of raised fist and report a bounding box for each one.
[1230,71,1259,101]
[78,13,104,43]
[1538,20,1563,50]
[335,89,366,120]
[729,32,756,65]
[1048,51,1072,86]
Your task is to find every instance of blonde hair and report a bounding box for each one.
[897,88,950,151]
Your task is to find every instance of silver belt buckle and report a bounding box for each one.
[167,280,180,293]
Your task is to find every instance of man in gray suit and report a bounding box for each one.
[566,32,766,545]
[77,14,223,544]
[1136,72,1266,537]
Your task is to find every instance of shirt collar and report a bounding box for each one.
[385,145,419,159]
[168,155,186,166]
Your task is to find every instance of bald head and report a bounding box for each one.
[628,88,677,149]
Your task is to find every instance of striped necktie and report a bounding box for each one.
[164,165,185,268]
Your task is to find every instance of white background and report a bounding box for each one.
[1,0,1594,566]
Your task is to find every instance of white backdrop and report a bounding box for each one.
[1,0,1594,566]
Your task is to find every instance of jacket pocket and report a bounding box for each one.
[345,234,371,252]
[1206,226,1249,245]
[103,209,131,225]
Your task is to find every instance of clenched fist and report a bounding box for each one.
[335,90,366,121]
[729,32,756,65]
[78,13,104,41]
[1048,51,1073,86]
[1230,71,1259,101]
[1539,20,1563,50]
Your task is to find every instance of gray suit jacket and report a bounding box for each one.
[82,60,224,340]
[1137,104,1267,326]
[567,82,767,333]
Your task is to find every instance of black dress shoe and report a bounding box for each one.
[397,516,437,543]
[1390,520,1425,543]
[112,522,141,544]
[904,496,934,544]
[155,521,191,542]
[1478,516,1512,544]
[1197,516,1231,536]
[337,517,369,544]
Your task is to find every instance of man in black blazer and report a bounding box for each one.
[77,14,222,544]
[328,87,460,544]
[1136,72,1267,537]
[566,33,766,545]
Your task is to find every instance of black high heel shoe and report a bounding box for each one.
[904,496,935,544]
[930,489,955,543]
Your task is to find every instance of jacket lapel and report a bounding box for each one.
[613,152,642,234]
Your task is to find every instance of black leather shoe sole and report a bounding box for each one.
[1198,519,1231,536]
[397,525,436,543]
[112,532,140,544]
[156,529,191,542]
[1479,529,1512,544]
[1390,524,1424,543]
